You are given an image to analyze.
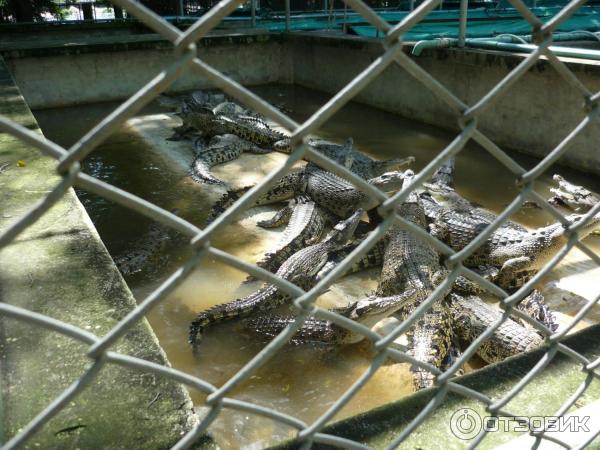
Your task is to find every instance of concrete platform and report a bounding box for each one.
[0,58,212,449]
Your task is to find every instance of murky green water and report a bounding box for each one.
[34,84,600,449]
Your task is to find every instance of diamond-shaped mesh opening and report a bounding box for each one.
[2,0,600,448]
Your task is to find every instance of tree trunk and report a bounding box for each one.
[8,0,34,22]
[81,2,94,20]
[114,5,124,19]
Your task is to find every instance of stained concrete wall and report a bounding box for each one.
[0,57,213,449]
[4,31,600,173]
[287,33,600,175]
[2,32,292,109]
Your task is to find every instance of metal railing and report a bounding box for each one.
[1,0,600,448]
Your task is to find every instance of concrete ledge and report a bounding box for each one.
[0,57,212,449]
[269,322,600,449]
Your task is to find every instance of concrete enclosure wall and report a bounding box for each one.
[287,33,600,175]
[2,31,599,173]
[3,33,292,109]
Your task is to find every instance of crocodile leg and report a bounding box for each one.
[257,204,294,229]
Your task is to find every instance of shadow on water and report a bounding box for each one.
[33,84,600,449]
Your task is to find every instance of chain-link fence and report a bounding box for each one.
[1,0,600,448]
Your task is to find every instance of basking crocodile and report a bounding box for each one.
[422,156,527,233]
[178,106,289,147]
[189,134,272,185]
[448,293,544,363]
[548,174,599,213]
[375,170,453,390]
[242,291,544,364]
[207,164,409,226]
[188,209,363,346]
[275,138,415,180]
[427,203,600,290]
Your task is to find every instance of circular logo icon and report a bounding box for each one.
[450,408,482,440]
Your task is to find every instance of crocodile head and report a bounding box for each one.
[368,170,406,192]
[273,138,293,153]
[422,183,474,211]
[323,208,363,248]
[346,293,414,328]
[372,156,415,173]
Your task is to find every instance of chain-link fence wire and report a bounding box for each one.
[1,0,600,448]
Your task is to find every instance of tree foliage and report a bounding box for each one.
[0,0,76,23]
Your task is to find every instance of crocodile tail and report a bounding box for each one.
[244,316,338,345]
[190,157,226,185]
[517,289,558,332]
[206,185,253,224]
[189,285,284,346]
[408,302,453,391]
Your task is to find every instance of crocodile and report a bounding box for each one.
[423,158,527,234]
[178,106,289,147]
[427,203,600,290]
[448,293,544,363]
[113,212,180,276]
[245,195,337,281]
[242,291,544,364]
[207,165,409,226]
[275,138,415,180]
[243,294,414,345]
[374,170,453,390]
[548,174,599,213]
[188,209,363,346]
[189,134,272,185]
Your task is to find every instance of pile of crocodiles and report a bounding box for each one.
[120,91,600,391]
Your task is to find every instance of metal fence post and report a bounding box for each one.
[251,0,256,27]
[285,0,291,31]
[458,0,468,47]
[177,0,184,17]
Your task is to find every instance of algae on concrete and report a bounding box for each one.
[0,57,214,449]
[269,323,600,450]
